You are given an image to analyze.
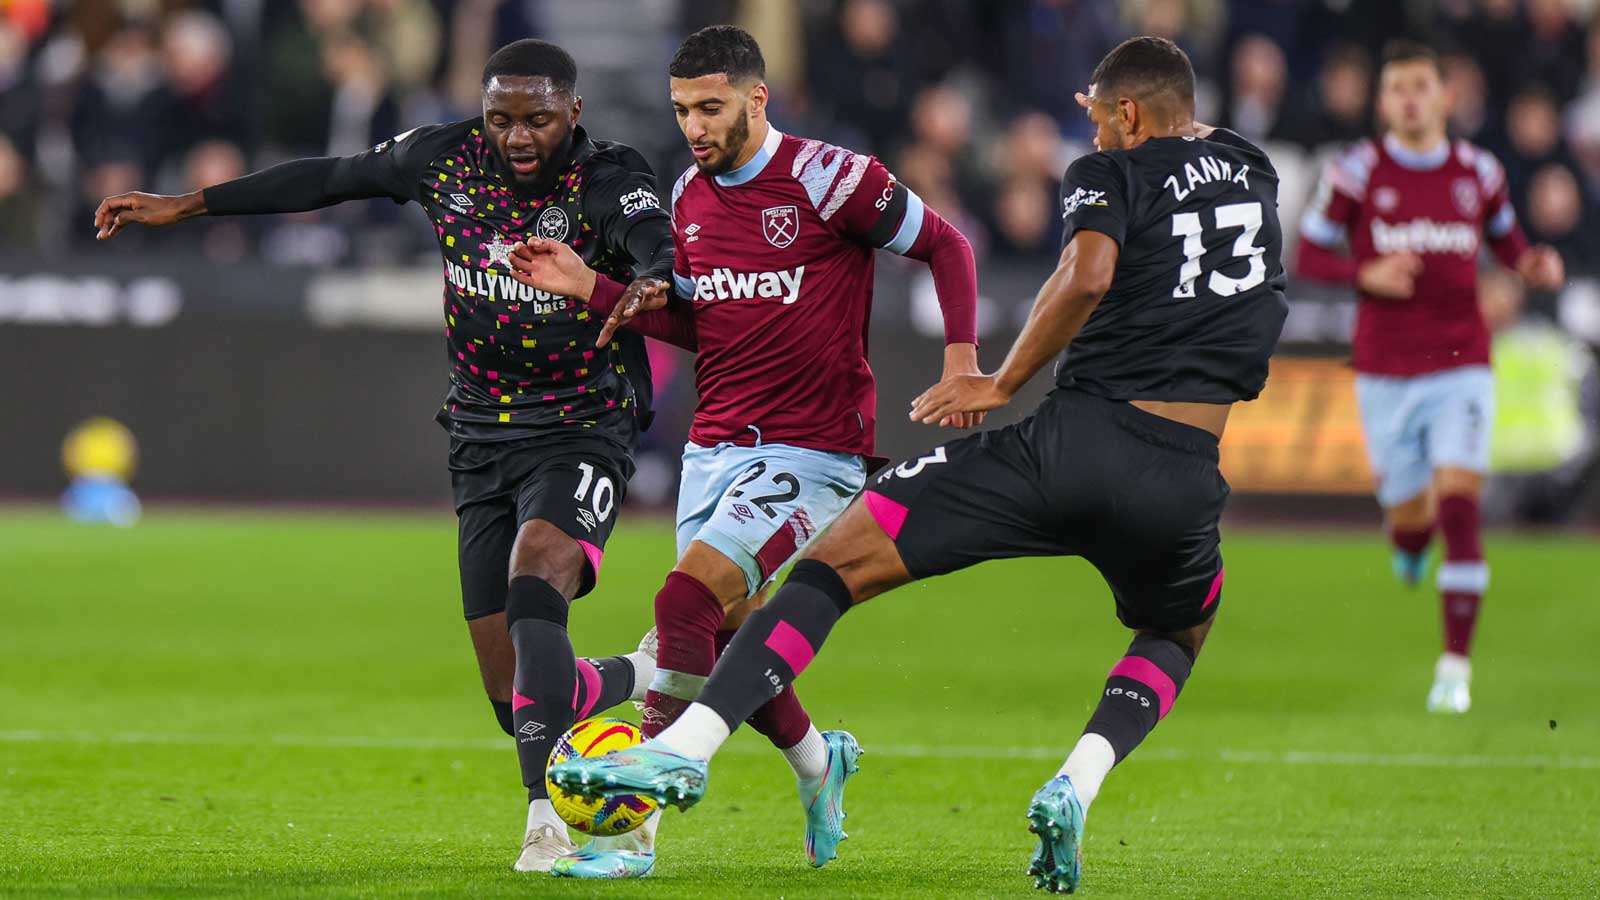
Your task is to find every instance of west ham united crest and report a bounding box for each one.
[1451,178,1480,217]
[761,205,798,248]
[538,205,570,242]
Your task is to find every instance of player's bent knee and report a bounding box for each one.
[673,541,756,608]
[1384,491,1435,530]
[507,519,586,598]
[799,501,912,604]
[1434,467,1483,499]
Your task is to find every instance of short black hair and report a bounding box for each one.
[1090,36,1196,112]
[482,39,577,92]
[1381,39,1443,77]
[669,25,765,83]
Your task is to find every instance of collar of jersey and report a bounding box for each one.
[714,124,784,187]
[1382,133,1449,171]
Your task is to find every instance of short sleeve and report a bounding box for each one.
[1059,153,1128,248]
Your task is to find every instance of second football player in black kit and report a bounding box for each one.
[543,36,1289,895]
[93,41,671,872]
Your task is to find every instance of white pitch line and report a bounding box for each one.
[0,729,1594,771]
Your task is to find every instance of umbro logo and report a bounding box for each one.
[449,193,474,214]
[518,721,546,742]
[685,222,702,244]
[577,509,597,532]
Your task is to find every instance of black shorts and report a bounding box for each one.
[450,434,634,620]
[864,390,1228,633]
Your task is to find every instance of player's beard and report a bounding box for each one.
[699,114,752,176]
[500,128,575,198]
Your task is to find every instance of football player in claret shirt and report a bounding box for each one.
[93,40,679,873]
[548,37,1287,894]
[1297,42,1564,714]
[506,24,978,879]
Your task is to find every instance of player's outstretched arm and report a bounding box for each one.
[97,140,428,241]
[910,230,1118,425]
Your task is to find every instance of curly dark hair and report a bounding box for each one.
[669,25,765,83]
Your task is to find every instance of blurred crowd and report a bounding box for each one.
[2,0,1599,272]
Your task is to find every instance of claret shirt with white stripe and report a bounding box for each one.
[1298,135,1530,376]
[664,124,958,459]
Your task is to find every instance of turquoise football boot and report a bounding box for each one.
[549,846,655,879]
[800,730,864,867]
[1391,548,1429,587]
[547,739,709,811]
[1026,775,1085,894]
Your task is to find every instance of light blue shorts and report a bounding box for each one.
[1355,365,1494,507]
[676,441,868,595]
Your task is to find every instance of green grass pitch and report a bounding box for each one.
[2,508,1597,898]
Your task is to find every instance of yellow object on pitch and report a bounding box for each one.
[62,417,138,481]
[545,717,659,836]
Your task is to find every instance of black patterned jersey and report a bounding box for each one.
[348,120,671,446]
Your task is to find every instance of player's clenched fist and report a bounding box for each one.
[1515,245,1564,292]
[1356,251,1423,300]
[93,191,205,240]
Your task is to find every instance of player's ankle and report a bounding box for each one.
[781,724,828,782]
[656,703,730,761]
[1058,733,1116,813]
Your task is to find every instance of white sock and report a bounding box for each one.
[1436,652,1471,682]
[625,651,658,702]
[1058,733,1116,813]
[656,702,731,761]
[781,724,829,781]
[526,798,565,833]
[589,808,660,853]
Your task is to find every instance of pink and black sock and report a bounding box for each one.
[717,628,813,749]
[1083,636,1195,763]
[572,655,637,721]
[506,575,576,802]
[1436,494,1488,656]
[642,571,725,737]
[696,560,853,733]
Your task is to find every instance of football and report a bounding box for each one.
[545,717,660,836]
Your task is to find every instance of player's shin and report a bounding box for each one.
[1436,494,1487,659]
[661,560,855,761]
[720,628,827,779]
[643,571,725,737]
[1063,635,1196,813]
[506,576,578,811]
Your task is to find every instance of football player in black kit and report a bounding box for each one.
[93,40,670,873]
[546,36,1289,894]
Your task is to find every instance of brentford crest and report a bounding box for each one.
[761,205,798,248]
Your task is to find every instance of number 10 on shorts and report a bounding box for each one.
[573,462,615,522]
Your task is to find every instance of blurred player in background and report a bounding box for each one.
[93,40,670,873]
[549,36,1287,894]
[1296,41,1564,714]
[507,24,979,879]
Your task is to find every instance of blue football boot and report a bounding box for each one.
[1026,775,1085,894]
[1392,548,1429,587]
[800,730,864,867]
[547,739,708,811]
[549,845,655,879]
